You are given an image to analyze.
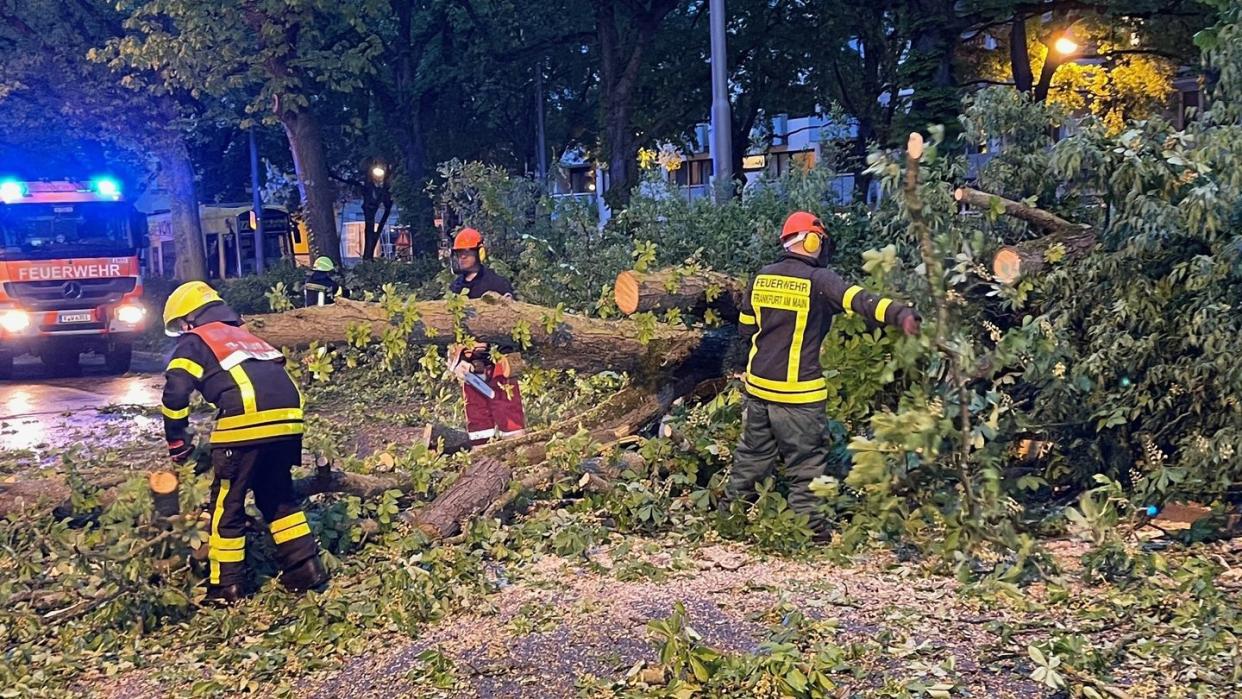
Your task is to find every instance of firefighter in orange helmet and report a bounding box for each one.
[724,211,920,540]
[446,228,527,446]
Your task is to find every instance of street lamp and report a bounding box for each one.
[370,164,387,182]
[1054,35,1079,57]
[1034,33,1080,102]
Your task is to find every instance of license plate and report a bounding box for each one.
[58,311,93,324]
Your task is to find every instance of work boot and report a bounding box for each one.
[280,555,329,593]
[203,583,247,607]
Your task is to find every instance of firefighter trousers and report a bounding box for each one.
[207,437,318,587]
[727,396,830,532]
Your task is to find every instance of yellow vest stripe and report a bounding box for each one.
[161,405,190,420]
[228,365,257,413]
[745,373,827,392]
[874,298,893,323]
[210,422,304,445]
[738,312,756,326]
[744,384,829,404]
[167,358,204,379]
[216,408,304,431]
[841,285,864,316]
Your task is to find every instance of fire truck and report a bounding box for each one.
[0,177,148,378]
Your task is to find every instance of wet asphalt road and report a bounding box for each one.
[0,353,164,451]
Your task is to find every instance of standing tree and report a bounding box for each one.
[0,0,209,280]
[108,0,388,265]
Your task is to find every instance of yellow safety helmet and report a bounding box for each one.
[163,281,223,337]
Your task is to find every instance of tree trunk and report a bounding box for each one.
[280,109,341,265]
[243,296,706,377]
[992,231,1098,283]
[954,187,1097,283]
[1010,17,1034,93]
[614,268,744,320]
[158,140,208,281]
[410,457,512,539]
[361,183,379,261]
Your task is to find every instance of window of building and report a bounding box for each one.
[689,160,713,186]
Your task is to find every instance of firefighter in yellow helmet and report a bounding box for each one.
[724,212,920,541]
[161,281,328,605]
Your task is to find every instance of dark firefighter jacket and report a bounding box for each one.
[450,265,518,362]
[739,252,916,405]
[304,270,346,305]
[162,304,304,447]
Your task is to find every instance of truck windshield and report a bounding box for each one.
[0,202,133,260]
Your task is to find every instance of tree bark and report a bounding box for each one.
[243,296,706,376]
[614,268,744,320]
[991,230,1098,284]
[280,109,341,265]
[158,140,208,281]
[1010,17,1034,93]
[953,186,1097,283]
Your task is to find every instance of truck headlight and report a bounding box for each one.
[0,309,31,333]
[116,304,146,325]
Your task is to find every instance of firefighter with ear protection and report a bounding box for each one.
[724,211,921,541]
[445,227,527,446]
[161,281,328,605]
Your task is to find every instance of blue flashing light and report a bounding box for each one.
[1145,505,1159,517]
[92,176,122,199]
[0,179,25,203]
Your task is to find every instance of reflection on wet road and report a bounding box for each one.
[0,354,164,451]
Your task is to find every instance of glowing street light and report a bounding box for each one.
[1054,35,1079,57]
[370,164,387,182]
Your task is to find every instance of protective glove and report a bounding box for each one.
[168,437,195,464]
[900,309,922,337]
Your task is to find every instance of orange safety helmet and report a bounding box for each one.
[780,211,825,241]
[450,227,487,271]
[453,227,484,251]
[780,211,828,255]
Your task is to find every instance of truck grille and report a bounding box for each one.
[3,278,137,310]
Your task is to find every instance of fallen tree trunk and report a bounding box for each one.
[244,296,703,376]
[953,187,1096,284]
[614,268,744,321]
[991,229,1098,284]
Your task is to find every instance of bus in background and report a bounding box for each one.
[146,205,306,279]
[0,177,148,378]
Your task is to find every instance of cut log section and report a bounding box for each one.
[419,423,473,455]
[244,296,704,377]
[410,457,512,539]
[147,470,180,517]
[954,187,1097,284]
[991,229,1098,284]
[614,268,744,321]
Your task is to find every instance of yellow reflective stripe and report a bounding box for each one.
[874,298,893,323]
[210,422,304,444]
[841,285,864,316]
[210,535,245,550]
[167,358,204,379]
[161,405,190,420]
[738,312,756,326]
[269,511,307,533]
[787,307,808,383]
[744,384,829,404]
[272,522,311,545]
[216,408,303,431]
[745,373,827,392]
[228,365,257,413]
[212,547,245,563]
[745,307,762,374]
[209,478,231,584]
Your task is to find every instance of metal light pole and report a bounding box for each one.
[248,129,265,273]
[709,0,732,200]
[535,63,548,185]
